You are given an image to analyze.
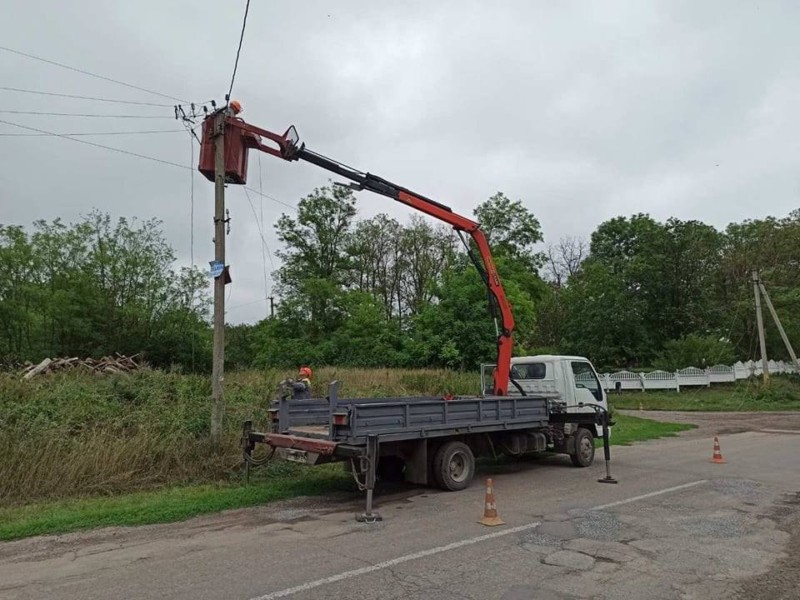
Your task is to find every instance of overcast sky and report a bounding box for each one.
[1,1,798,323]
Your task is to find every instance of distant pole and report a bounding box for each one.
[268,296,276,318]
[752,270,769,383]
[758,278,800,373]
[211,112,227,443]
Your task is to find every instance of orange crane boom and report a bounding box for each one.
[199,113,517,395]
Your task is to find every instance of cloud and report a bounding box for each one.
[1,0,798,323]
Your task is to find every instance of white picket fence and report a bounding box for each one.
[601,360,797,392]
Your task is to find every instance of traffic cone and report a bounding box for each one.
[710,436,726,464]
[479,478,505,526]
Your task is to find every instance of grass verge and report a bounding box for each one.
[1,412,691,542]
[608,412,695,446]
[610,377,800,412]
[0,464,350,542]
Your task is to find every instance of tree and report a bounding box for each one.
[274,185,357,337]
[409,254,539,369]
[275,185,356,286]
[474,192,543,269]
[399,216,457,317]
[346,214,403,319]
[561,260,652,369]
[544,236,587,287]
[0,213,210,368]
[654,334,735,371]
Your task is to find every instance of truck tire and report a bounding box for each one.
[432,441,475,491]
[570,428,595,467]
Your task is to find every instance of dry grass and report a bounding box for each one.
[0,367,482,505]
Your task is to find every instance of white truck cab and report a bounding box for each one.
[483,355,609,438]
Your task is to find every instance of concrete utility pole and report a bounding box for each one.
[758,278,800,373]
[211,112,227,443]
[752,270,769,383]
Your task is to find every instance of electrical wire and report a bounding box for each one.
[243,185,297,211]
[0,118,191,170]
[226,297,270,312]
[0,45,189,103]
[0,119,299,214]
[243,186,276,317]
[0,129,185,137]
[0,86,178,107]
[0,110,171,118]
[258,153,271,304]
[227,0,251,102]
[243,186,276,266]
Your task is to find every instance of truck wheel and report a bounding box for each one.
[570,428,595,467]
[432,441,475,491]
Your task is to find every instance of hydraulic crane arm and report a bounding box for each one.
[200,116,516,395]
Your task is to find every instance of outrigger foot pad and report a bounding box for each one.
[598,476,618,484]
[357,512,383,523]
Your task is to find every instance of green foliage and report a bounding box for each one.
[654,334,736,371]
[0,213,210,370]
[474,192,544,269]
[560,260,651,369]
[253,189,547,371]
[0,465,350,541]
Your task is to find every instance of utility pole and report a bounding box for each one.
[268,296,276,318]
[752,270,769,383]
[211,112,227,443]
[758,277,800,373]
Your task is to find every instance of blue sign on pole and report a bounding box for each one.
[209,260,224,279]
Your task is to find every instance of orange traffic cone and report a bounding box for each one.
[711,436,726,464]
[479,478,505,526]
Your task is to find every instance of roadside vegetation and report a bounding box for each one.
[0,403,690,542]
[0,367,479,505]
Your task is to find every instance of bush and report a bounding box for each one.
[653,334,736,372]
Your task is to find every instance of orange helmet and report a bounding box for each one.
[298,366,312,379]
[229,99,242,114]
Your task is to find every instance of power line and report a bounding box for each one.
[258,153,271,304]
[243,185,297,211]
[0,118,191,170]
[243,187,276,307]
[226,297,269,312]
[0,129,185,137]
[0,45,189,103]
[0,110,171,118]
[1,118,300,213]
[0,86,178,107]
[227,0,252,101]
[243,187,277,268]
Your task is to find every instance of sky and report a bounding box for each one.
[1,0,798,324]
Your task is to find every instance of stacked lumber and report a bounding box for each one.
[20,353,143,379]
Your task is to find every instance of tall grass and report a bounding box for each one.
[0,367,481,505]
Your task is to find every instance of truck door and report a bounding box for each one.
[569,361,608,436]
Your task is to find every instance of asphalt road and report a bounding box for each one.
[2,415,799,600]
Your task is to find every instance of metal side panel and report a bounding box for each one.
[334,396,549,443]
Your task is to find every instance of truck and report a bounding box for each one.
[198,105,615,522]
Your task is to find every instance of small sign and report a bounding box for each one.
[209,260,224,278]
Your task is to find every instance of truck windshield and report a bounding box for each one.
[511,363,546,379]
